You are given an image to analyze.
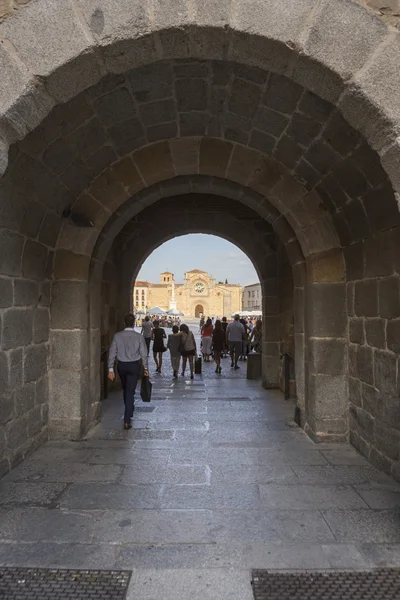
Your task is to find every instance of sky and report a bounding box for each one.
[137,234,259,286]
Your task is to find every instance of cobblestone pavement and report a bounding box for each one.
[1,325,400,599]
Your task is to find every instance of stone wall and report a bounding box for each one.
[277,243,296,397]
[347,226,400,479]
[0,228,53,475]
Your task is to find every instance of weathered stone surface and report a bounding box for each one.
[356,345,374,386]
[349,376,362,408]
[0,0,100,101]
[49,369,87,421]
[50,330,88,370]
[355,280,378,317]
[309,338,347,375]
[13,279,38,307]
[379,277,400,319]
[0,230,24,277]
[350,319,364,345]
[309,374,347,420]
[33,308,50,344]
[365,319,385,350]
[387,319,400,353]
[21,241,48,280]
[2,309,33,350]
[53,251,90,281]
[51,281,88,330]
[15,384,35,417]
[38,213,62,248]
[307,283,346,337]
[24,344,48,384]
[374,350,398,399]
[9,348,23,389]
[0,278,12,308]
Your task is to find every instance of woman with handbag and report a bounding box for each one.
[179,324,197,380]
[152,320,167,373]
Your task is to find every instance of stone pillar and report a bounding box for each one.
[49,251,90,439]
[304,250,347,442]
[261,277,280,388]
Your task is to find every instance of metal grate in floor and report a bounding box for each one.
[252,569,400,600]
[0,568,131,600]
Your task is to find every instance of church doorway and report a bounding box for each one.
[195,304,204,318]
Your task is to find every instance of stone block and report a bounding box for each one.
[9,348,23,389]
[387,319,400,353]
[374,350,397,398]
[15,383,35,417]
[354,279,378,317]
[309,338,347,375]
[33,308,49,344]
[0,0,100,101]
[21,241,48,281]
[38,282,51,308]
[5,416,27,451]
[147,121,177,143]
[364,181,400,234]
[24,344,49,384]
[309,373,347,420]
[53,251,90,281]
[169,138,200,175]
[347,282,354,317]
[249,130,276,154]
[349,376,362,408]
[128,61,173,102]
[133,142,174,186]
[139,98,176,127]
[50,330,88,370]
[51,281,88,330]
[13,279,38,307]
[323,112,361,157]
[0,351,9,395]
[307,283,346,337]
[0,392,14,426]
[36,375,49,406]
[27,405,45,438]
[375,421,400,462]
[49,369,87,421]
[349,405,374,440]
[304,139,340,177]
[38,213,63,248]
[274,135,302,169]
[349,429,370,460]
[369,447,393,477]
[176,78,207,112]
[349,319,364,345]
[304,0,387,81]
[362,382,382,421]
[199,138,232,177]
[364,230,394,278]
[264,316,280,342]
[0,278,12,308]
[0,230,24,277]
[2,309,33,350]
[307,249,345,284]
[356,344,374,386]
[379,277,400,319]
[247,353,262,380]
[365,318,385,350]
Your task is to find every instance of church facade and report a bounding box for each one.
[134,270,242,318]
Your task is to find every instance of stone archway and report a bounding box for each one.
[195,305,205,319]
[0,2,400,482]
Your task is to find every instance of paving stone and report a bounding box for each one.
[212,510,335,543]
[259,484,367,509]
[0,542,117,569]
[121,464,208,485]
[0,482,66,506]
[293,465,395,486]
[94,509,214,544]
[160,483,261,509]
[322,509,400,542]
[0,508,98,542]
[3,461,121,483]
[359,543,400,567]
[60,482,162,509]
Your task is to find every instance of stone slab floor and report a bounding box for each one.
[1,347,400,599]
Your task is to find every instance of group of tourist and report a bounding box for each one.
[141,314,263,378]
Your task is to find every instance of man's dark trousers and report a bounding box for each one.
[117,360,141,423]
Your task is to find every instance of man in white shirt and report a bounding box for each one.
[226,314,245,370]
[108,314,149,429]
[141,316,153,355]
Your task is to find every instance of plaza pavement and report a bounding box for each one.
[1,325,400,599]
